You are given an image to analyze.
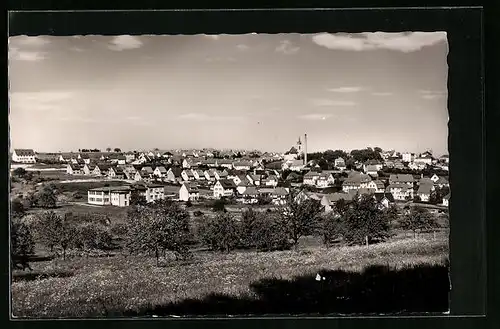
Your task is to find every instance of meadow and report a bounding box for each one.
[11,230,449,318]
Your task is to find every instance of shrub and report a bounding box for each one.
[11,218,35,271]
[198,212,240,252]
[212,199,227,212]
[185,200,193,207]
[10,199,25,219]
[36,187,57,209]
[13,167,27,178]
[193,210,204,217]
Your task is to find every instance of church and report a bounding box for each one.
[283,137,304,162]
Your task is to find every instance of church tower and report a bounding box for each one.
[296,137,302,154]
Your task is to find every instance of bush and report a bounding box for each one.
[212,199,227,212]
[11,218,35,270]
[198,213,240,252]
[185,200,193,207]
[193,210,204,217]
[36,187,57,209]
[11,199,25,218]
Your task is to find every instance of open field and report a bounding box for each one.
[11,232,449,318]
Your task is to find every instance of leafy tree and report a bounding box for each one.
[11,218,35,271]
[323,149,349,163]
[36,186,57,209]
[280,191,323,249]
[257,194,272,205]
[400,206,438,238]
[114,148,121,152]
[74,222,113,253]
[198,212,240,253]
[185,200,193,207]
[11,199,25,219]
[212,199,227,212]
[384,204,399,228]
[240,208,259,248]
[320,212,345,246]
[252,212,291,251]
[35,211,78,259]
[341,194,390,246]
[129,189,147,206]
[12,167,27,178]
[106,147,111,152]
[374,147,383,154]
[126,199,192,265]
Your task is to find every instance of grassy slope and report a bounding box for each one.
[11,232,448,318]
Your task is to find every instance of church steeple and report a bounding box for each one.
[297,136,302,153]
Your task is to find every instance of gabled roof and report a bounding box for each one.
[435,177,449,184]
[304,171,321,178]
[365,165,379,172]
[419,178,434,185]
[183,169,195,177]
[386,183,412,192]
[95,163,111,171]
[374,192,395,203]
[285,146,299,155]
[168,167,183,177]
[141,166,154,173]
[217,179,237,189]
[443,193,451,200]
[155,166,167,173]
[68,163,82,170]
[111,166,125,174]
[389,174,415,183]
[243,186,259,196]
[417,184,433,194]
[182,182,199,193]
[14,149,36,156]
[272,187,289,196]
[323,192,353,204]
[233,161,252,167]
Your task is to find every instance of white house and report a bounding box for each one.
[430,174,440,183]
[366,180,385,193]
[283,159,305,172]
[374,193,395,210]
[334,157,346,170]
[246,174,261,186]
[442,193,450,207]
[215,169,229,181]
[416,184,433,202]
[303,171,320,186]
[389,174,415,187]
[181,169,196,181]
[108,166,125,179]
[83,163,96,175]
[316,172,335,188]
[192,169,205,180]
[153,166,168,179]
[240,186,260,204]
[133,183,165,203]
[88,186,131,207]
[232,161,252,171]
[12,149,37,163]
[213,179,237,198]
[262,175,279,187]
[66,163,83,175]
[92,164,111,177]
[204,169,217,181]
[342,172,372,193]
[386,184,414,201]
[402,152,414,163]
[179,183,200,201]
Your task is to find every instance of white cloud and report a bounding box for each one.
[56,116,96,123]
[418,90,447,100]
[9,91,75,111]
[236,44,250,51]
[9,47,47,62]
[371,92,394,96]
[275,40,300,55]
[298,113,334,121]
[312,32,447,53]
[178,113,244,122]
[205,35,220,40]
[311,98,356,107]
[327,86,363,93]
[108,35,144,51]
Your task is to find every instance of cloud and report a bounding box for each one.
[205,35,220,40]
[236,44,250,51]
[327,86,363,93]
[178,113,244,122]
[275,40,300,55]
[108,35,144,51]
[9,47,47,62]
[298,113,334,121]
[418,90,447,100]
[371,92,394,96]
[311,98,356,107]
[9,91,75,111]
[312,32,447,53]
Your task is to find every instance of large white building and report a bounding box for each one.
[88,186,131,207]
[12,149,37,163]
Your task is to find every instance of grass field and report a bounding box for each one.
[11,231,449,318]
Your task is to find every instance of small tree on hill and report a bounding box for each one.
[198,212,240,253]
[340,194,390,246]
[37,187,57,209]
[126,199,192,265]
[35,211,78,259]
[114,148,121,152]
[11,218,35,271]
[400,206,438,238]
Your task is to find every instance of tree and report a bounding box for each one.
[252,212,291,251]
[13,167,27,178]
[280,190,323,249]
[11,199,25,219]
[198,212,240,253]
[106,147,111,152]
[240,208,259,248]
[257,194,272,205]
[340,194,390,246]
[212,199,227,212]
[35,211,77,259]
[129,189,147,206]
[400,206,438,238]
[37,187,57,209]
[126,199,192,265]
[74,222,113,254]
[319,212,345,246]
[11,218,35,270]
[114,148,121,153]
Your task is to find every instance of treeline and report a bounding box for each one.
[307,147,384,170]
[11,191,448,270]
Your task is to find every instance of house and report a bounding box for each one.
[124,152,136,163]
[364,165,380,177]
[342,172,372,192]
[393,161,405,170]
[232,161,253,171]
[430,174,440,183]
[316,172,335,188]
[213,179,237,198]
[236,181,252,195]
[92,163,111,177]
[88,186,131,207]
[218,159,234,169]
[386,184,414,201]
[153,166,168,179]
[389,174,415,187]
[133,183,165,203]
[366,180,385,193]
[246,174,261,186]
[179,183,200,201]
[182,158,194,169]
[321,193,353,213]
[334,157,346,170]
[303,171,320,186]
[83,163,96,175]
[78,153,92,164]
[141,166,154,178]
[442,193,450,207]
[66,163,83,175]
[269,187,289,205]
[204,169,217,181]
[202,159,218,167]
[414,151,434,165]
[162,151,173,159]
[262,175,279,187]
[12,149,37,163]
[109,154,126,165]
[215,169,229,181]
[108,166,125,179]
[363,160,383,172]
[439,154,450,164]
[134,171,145,182]
[296,190,324,203]
[240,186,260,204]
[374,193,395,209]
[181,169,196,181]
[416,184,433,202]
[283,160,305,172]
[232,174,248,186]
[166,167,183,183]
[419,177,435,186]
[402,152,414,163]
[192,169,206,180]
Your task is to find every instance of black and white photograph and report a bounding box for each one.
[9,31,451,318]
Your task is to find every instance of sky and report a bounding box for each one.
[8,32,449,155]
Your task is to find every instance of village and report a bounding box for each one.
[10,134,450,214]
